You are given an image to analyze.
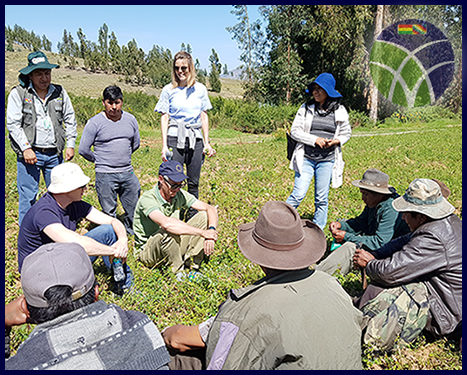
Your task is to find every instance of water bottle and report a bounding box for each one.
[165,148,173,160]
[112,258,125,282]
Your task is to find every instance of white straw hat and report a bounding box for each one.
[48,163,90,194]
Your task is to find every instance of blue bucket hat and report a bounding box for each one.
[19,51,59,75]
[308,73,342,98]
[159,160,188,183]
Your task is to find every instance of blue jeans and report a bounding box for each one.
[95,171,141,235]
[286,158,334,229]
[17,151,63,225]
[85,224,133,290]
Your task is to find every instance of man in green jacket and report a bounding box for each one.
[162,201,363,370]
[317,168,410,275]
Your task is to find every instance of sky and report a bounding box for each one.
[4,5,264,71]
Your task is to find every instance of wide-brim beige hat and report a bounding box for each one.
[351,168,394,195]
[237,201,326,270]
[48,163,90,194]
[392,178,455,219]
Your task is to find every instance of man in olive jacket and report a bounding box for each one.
[162,201,363,370]
[353,178,462,349]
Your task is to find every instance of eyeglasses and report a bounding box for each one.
[175,66,189,72]
[163,176,186,190]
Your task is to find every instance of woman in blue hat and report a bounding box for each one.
[286,73,351,229]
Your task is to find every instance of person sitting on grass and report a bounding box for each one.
[161,201,363,370]
[350,178,461,351]
[17,162,133,295]
[5,242,170,370]
[316,168,410,275]
[132,160,218,280]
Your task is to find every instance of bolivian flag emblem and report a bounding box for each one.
[398,24,427,35]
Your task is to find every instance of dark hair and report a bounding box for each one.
[103,85,123,101]
[27,281,97,324]
[305,83,342,116]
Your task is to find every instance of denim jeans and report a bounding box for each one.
[85,224,133,290]
[95,171,141,235]
[17,151,63,225]
[286,158,334,229]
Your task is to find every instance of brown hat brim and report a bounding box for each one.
[237,219,326,270]
[351,180,394,195]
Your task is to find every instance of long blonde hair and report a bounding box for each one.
[172,51,197,88]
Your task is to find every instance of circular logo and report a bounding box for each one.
[369,19,454,107]
[176,164,182,172]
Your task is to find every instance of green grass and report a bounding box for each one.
[4,118,462,369]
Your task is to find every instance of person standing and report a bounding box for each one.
[286,73,351,229]
[79,86,141,235]
[155,51,215,212]
[6,51,77,225]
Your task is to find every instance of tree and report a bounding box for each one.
[98,23,109,71]
[195,58,206,84]
[186,43,192,54]
[368,5,384,122]
[77,28,90,59]
[108,31,121,73]
[223,64,228,75]
[41,35,52,51]
[208,48,222,92]
[226,5,264,84]
[180,42,186,52]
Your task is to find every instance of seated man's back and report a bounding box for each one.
[206,268,363,370]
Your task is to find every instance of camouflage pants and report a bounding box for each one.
[360,282,429,351]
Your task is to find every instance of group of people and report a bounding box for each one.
[4,50,462,370]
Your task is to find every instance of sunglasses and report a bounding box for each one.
[175,66,189,72]
[163,175,186,190]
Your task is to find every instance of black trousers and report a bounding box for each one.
[167,136,205,199]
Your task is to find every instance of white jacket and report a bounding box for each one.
[289,103,351,187]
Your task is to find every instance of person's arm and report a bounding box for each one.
[160,113,170,161]
[201,111,215,157]
[290,104,319,146]
[334,105,352,146]
[343,205,400,251]
[43,223,118,257]
[6,88,37,164]
[5,295,30,359]
[372,233,412,259]
[78,120,97,162]
[365,229,446,286]
[85,207,128,259]
[190,200,219,256]
[162,324,206,352]
[148,209,217,241]
[131,117,141,153]
[61,88,77,161]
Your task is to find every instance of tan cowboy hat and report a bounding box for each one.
[237,201,326,270]
[351,168,394,195]
[392,178,455,220]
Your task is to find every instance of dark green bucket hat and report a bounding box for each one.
[19,51,59,75]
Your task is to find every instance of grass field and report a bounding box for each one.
[4,116,462,369]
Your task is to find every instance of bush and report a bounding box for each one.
[385,105,461,125]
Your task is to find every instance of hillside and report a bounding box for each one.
[5,48,244,99]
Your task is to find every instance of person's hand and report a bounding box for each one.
[162,324,205,352]
[23,148,37,164]
[112,239,128,261]
[161,146,170,162]
[5,295,30,327]
[314,137,328,149]
[204,239,215,256]
[324,139,340,148]
[203,143,216,157]
[65,147,75,161]
[202,228,218,241]
[332,229,346,243]
[329,221,341,234]
[353,248,375,268]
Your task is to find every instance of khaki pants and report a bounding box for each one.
[137,211,208,273]
[315,242,357,276]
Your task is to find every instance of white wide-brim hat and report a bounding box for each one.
[48,163,90,194]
